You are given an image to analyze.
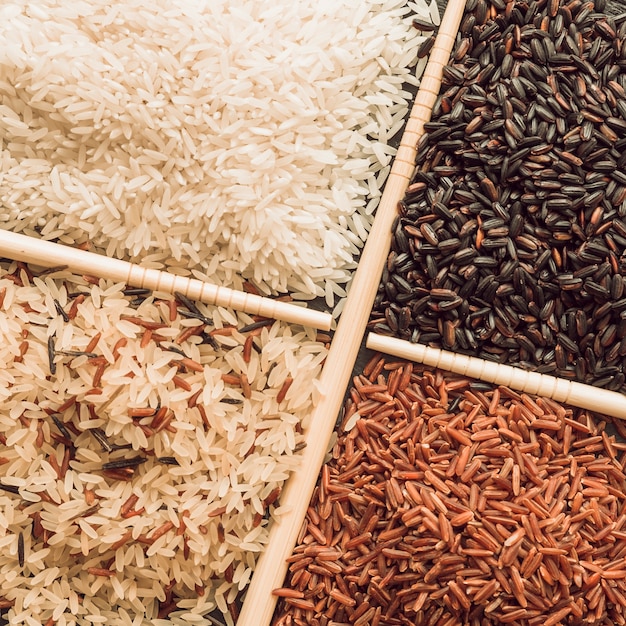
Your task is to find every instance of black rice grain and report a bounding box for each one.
[372,0,626,394]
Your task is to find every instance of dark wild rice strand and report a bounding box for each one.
[17,532,24,569]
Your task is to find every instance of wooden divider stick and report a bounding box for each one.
[237,0,468,623]
[367,333,626,419]
[0,228,331,330]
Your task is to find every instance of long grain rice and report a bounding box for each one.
[273,358,626,625]
[0,0,432,310]
[0,261,328,625]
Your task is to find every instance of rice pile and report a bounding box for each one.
[273,359,626,625]
[0,0,435,310]
[0,261,328,625]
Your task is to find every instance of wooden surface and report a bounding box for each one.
[0,228,332,331]
[236,1,467,624]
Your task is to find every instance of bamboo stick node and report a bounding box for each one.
[0,228,332,331]
[366,333,626,420]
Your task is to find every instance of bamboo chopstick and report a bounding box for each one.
[237,0,467,623]
[367,333,626,419]
[0,228,331,331]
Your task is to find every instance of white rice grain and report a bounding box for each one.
[0,0,433,313]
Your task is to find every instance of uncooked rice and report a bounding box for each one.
[273,359,626,625]
[0,0,434,308]
[0,261,328,625]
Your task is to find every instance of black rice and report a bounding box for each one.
[373,0,626,394]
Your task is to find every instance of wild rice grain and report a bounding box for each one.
[0,264,327,625]
[17,532,24,569]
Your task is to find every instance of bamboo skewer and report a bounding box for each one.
[0,228,331,331]
[367,333,626,419]
[237,0,467,623]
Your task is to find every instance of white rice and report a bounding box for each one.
[0,0,433,310]
[0,263,328,625]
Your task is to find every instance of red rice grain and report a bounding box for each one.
[272,359,626,626]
